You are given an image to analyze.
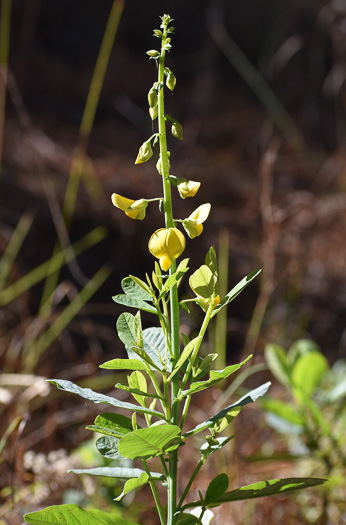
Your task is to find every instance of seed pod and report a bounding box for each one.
[149,106,158,120]
[172,121,183,140]
[146,50,160,58]
[166,71,176,91]
[135,140,153,164]
[148,87,158,108]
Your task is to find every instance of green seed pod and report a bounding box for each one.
[172,121,183,140]
[149,106,158,120]
[135,139,153,164]
[166,71,176,91]
[146,49,160,58]
[148,87,158,108]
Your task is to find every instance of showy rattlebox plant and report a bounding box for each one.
[24,15,326,525]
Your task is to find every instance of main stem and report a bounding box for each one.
[157,23,180,525]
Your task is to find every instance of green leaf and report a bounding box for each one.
[24,504,140,525]
[189,265,215,299]
[211,269,262,318]
[264,343,292,389]
[112,294,157,314]
[176,514,200,525]
[292,351,328,397]
[121,276,153,301]
[99,358,147,371]
[118,424,181,460]
[194,354,218,378]
[168,336,203,381]
[68,466,164,481]
[48,380,165,419]
[129,275,153,297]
[116,384,162,401]
[159,259,189,298]
[142,326,171,372]
[115,473,149,501]
[86,413,133,438]
[128,371,147,406]
[287,338,320,369]
[200,436,233,460]
[183,382,271,437]
[117,312,138,349]
[184,478,327,509]
[182,356,252,396]
[205,246,217,276]
[96,436,121,459]
[205,473,229,505]
[261,398,305,427]
[212,407,241,435]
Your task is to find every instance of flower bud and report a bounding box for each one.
[135,139,153,164]
[149,106,158,120]
[146,50,160,58]
[156,156,170,175]
[166,71,176,91]
[148,87,158,108]
[171,121,183,140]
[148,227,186,271]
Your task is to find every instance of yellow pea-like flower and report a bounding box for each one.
[182,203,211,239]
[111,193,148,220]
[148,227,186,271]
[177,180,201,199]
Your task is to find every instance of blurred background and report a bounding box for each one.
[1,0,346,523]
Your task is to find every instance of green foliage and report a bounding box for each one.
[24,504,140,525]
[262,339,346,521]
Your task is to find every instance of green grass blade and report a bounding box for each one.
[0,226,107,306]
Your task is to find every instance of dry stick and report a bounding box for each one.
[40,0,124,317]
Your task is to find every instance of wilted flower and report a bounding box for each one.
[148,227,185,271]
[182,203,211,239]
[177,179,201,199]
[111,193,148,220]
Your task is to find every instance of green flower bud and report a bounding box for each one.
[172,121,183,140]
[149,106,158,120]
[153,30,163,38]
[135,139,153,164]
[156,156,170,175]
[148,87,158,108]
[146,50,160,58]
[166,71,176,91]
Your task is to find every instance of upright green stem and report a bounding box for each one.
[157,18,180,524]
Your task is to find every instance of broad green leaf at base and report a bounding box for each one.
[24,504,140,525]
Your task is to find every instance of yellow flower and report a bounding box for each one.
[111,193,148,220]
[182,203,211,239]
[148,228,186,271]
[177,180,201,199]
